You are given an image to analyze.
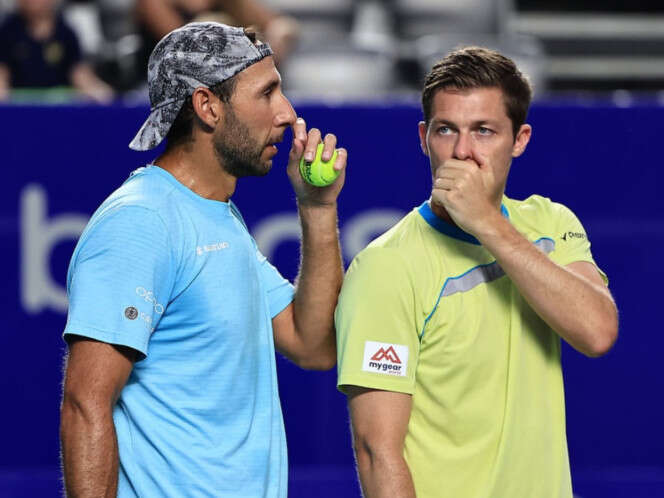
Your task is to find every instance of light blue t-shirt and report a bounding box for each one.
[64,165,295,497]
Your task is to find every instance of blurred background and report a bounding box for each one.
[1,0,663,497]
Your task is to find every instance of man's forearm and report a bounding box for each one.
[61,400,119,497]
[0,64,10,100]
[70,64,114,104]
[476,214,618,356]
[356,451,416,498]
[292,202,343,365]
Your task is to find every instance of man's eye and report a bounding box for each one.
[437,126,452,134]
[478,127,493,135]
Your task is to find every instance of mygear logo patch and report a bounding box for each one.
[362,341,408,377]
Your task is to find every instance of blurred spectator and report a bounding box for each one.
[0,0,114,102]
[135,0,300,71]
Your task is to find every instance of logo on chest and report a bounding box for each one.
[196,241,229,256]
[561,231,586,241]
[362,341,409,376]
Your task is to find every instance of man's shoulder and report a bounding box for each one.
[364,207,423,249]
[505,194,574,221]
[108,166,177,207]
[347,208,429,279]
[504,195,586,248]
[87,167,181,228]
[0,13,24,37]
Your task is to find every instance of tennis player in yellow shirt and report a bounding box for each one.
[335,46,618,498]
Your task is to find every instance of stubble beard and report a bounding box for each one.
[213,105,270,178]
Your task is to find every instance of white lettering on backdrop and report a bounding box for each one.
[19,185,404,314]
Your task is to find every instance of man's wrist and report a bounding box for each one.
[471,209,513,244]
[297,199,338,212]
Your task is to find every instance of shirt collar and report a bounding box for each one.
[417,200,509,245]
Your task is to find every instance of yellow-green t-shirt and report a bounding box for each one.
[335,195,607,498]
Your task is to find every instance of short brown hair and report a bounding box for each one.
[421,46,532,137]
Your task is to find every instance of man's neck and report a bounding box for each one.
[155,142,237,203]
[24,12,55,41]
[430,201,455,226]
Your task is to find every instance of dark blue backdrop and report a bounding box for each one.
[1,99,663,497]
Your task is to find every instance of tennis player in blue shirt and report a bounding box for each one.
[60,22,347,497]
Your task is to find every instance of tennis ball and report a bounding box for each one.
[299,143,340,187]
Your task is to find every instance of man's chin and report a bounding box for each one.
[228,160,272,178]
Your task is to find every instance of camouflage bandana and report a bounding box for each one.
[129,22,273,151]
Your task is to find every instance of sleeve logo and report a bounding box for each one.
[362,341,409,377]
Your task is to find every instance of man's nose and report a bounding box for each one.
[453,132,472,160]
[274,93,296,127]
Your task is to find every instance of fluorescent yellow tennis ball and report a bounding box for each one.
[299,143,340,187]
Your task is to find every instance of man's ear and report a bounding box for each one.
[418,121,429,156]
[512,124,532,158]
[191,87,221,129]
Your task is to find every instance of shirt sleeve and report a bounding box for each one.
[549,202,608,284]
[64,205,175,357]
[335,247,419,395]
[255,248,294,318]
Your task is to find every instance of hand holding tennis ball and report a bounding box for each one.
[299,143,340,187]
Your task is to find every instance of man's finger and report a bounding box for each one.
[436,159,470,175]
[435,164,465,182]
[333,147,348,172]
[292,117,307,143]
[289,137,305,162]
[434,177,454,191]
[435,167,460,180]
[321,133,337,162]
[303,128,322,162]
[472,152,488,169]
